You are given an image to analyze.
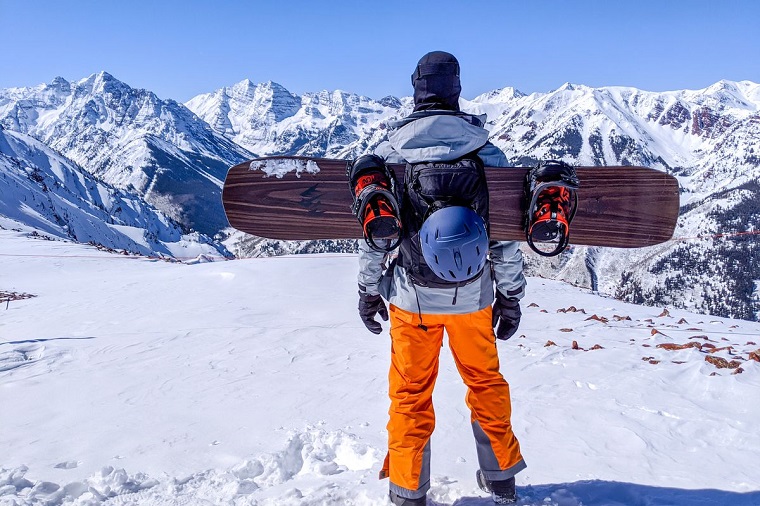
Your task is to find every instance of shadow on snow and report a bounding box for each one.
[443,480,760,506]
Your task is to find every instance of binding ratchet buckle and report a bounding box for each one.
[348,155,402,252]
[525,160,580,257]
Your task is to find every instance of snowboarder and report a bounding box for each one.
[353,51,527,505]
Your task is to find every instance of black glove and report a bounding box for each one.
[492,290,521,340]
[358,286,388,334]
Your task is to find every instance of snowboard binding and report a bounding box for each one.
[348,154,402,252]
[524,160,580,257]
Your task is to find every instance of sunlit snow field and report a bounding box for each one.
[2,228,759,505]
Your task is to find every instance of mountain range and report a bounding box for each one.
[0,124,229,258]
[1,73,759,320]
[0,72,251,236]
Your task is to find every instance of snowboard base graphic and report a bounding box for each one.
[222,157,680,249]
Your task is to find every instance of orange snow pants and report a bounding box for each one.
[381,304,526,499]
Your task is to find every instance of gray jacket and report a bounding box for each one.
[358,111,526,314]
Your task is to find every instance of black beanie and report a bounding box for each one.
[411,51,462,112]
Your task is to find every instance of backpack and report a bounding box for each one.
[397,152,490,288]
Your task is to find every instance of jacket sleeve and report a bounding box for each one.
[490,240,526,300]
[355,141,402,296]
[374,139,405,164]
[479,141,526,299]
[477,141,509,167]
[357,239,387,296]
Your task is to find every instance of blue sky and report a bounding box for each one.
[1,0,758,102]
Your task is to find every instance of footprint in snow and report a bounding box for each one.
[54,461,80,470]
[0,345,45,372]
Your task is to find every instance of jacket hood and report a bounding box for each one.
[386,112,489,163]
[412,51,462,112]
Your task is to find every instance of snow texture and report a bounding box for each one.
[0,128,227,258]
[250,158,321,178]
[0,73,252,236]
[1,230,760,505]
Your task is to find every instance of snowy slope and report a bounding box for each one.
[0,126,226,258]
[0,73,253,235]
[2,231,759,505]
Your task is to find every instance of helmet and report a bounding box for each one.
[419,206,488,282]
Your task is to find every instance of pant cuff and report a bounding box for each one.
[389,479,430,500]
[480,458,527,481]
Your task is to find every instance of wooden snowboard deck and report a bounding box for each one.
[223,157,680,248]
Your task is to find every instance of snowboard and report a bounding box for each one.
[222,157,680,249]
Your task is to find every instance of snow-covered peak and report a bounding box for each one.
[229,78,256,97]
[378,95,404,109]
[735,79,760,105]
[187,79,301,127]
[0,71,251,235]
[472,86,526,103]
[557,82,593,93]
[250,81,301,121]
[73,71,131,99]
[689,79,760,111]
[49,76,72,93]
[0,128,226,257]
[186,80,406,157]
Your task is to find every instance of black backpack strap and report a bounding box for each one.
[398,151,491,287]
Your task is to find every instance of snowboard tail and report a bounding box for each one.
[222,157,680,249]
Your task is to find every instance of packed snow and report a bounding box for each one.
[2,228,759,505]
[250,158,321,178]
